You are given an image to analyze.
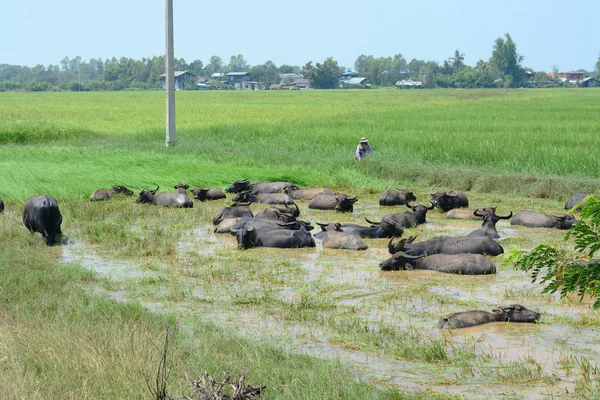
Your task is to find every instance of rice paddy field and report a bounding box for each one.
[1,88,600,399]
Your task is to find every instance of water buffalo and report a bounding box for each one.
[213,202,253,225]
[172,187,189,195]
[233,190,295,206]
[284,186,336,200]
[381,202,434,228]
[379,252,496,274]
[89,185,134,201]
[225,178,295,194]
[214,217,240,233]
[379,189,417,206]
[232,225,315,249]
[430,190,469,212]
[173,183,190,190]
[315,217,404,239]
[565,192,588,211]
[446,207,497,220]
[510,210,575,230]
[191,188,227,201]
[231,217,313,234]
[388,235,504,257]
[322,231,368,251]
[22,194,63,246]
[0,198,4,213]
[136,187,193,208]
[467,210,513,239]
[308,195,358,212]
[438,304,541,329]
[255,203,300,222]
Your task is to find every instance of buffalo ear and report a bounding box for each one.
[446,190,458,197]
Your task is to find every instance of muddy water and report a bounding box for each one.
[61,198,600,399]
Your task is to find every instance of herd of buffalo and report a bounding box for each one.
[2,178,590,329]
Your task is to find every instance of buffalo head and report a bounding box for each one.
[492,304,541,323]
[335,195,358,212]
[226,178,252,193]
[173,182,190,190]
[551,214,576,230]
[112,185,134,196]
[136,186,159,203]
[230,226,257,249]
[379,251,426,271]
[365,217,405,237]
[232,190,256,203]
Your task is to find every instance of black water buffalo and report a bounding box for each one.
[136,187,193,208]
[322,231,367,250]
[225,178,294,194]
[379,252,496,274]
[430,190,469,212]
[172,187,189,195]
[388,235,504,257]
[90,185,134,201]
[191,188,227,201]
[22,194,63,246]
[446,207,497,220]
[467,210,513,239]
[284,186,336,200]
[214,217,240,233]
[308,195,358,212]
[315,217,404,239]
[437,304,541,329]
[0,198,4,213]
[565,192,588,211]
[255,203,300,222]
[231,217,313,234]
[233,190,295,206]
[232,225,315,249]
[173,183,190,190]
[379,189,417,206]
[381,202,434,228]
[510,210,575,230]
[213,202,253,225]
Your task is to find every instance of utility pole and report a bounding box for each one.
[165,0,176,146]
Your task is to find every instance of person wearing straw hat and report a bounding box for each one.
[355,137,373,160]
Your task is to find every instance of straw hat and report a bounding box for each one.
[360,137,369,143]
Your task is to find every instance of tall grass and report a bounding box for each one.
[1,89,600,201]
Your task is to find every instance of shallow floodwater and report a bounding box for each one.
[60,197,600,399]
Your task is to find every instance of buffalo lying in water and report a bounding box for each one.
[225,178,294,194]
[438,304,540,329]
[173,183,190,190]
[510,210,575,230]
[379,252,496,274]
[467,209,513,239]
[388,235,504,257]
[90,185,134,201]
[136,187,193,208]
[379,189,417,206]
[446,207,497,220]
[285,186,335,200]
[314,217,404,239]
[232,225,315,249]
[381,202,434,228]
[191,188,227,201]
[430,190,469,212]
[22,194,63,245]
[308,195,358,212]
[233,190,295,206]
[231,217,313,234]
[214,217,240,233]
[565,192,588,211]
[213,202,253,225]
[255,203,300,222]
[322,231,367,250]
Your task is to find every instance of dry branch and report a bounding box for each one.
[184,371,265,400]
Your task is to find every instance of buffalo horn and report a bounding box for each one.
[397,251,427,260]
[406,202,413,209]
[364,217,380,225]
[473,209,485,217]
[427,201,435,210]
[498,211,513,220]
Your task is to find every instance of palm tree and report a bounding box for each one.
[449,50,465,73]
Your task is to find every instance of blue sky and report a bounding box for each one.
[2,0,598,72]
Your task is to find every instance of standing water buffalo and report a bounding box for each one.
[136,187,193,208]
[388,235,504,257]
[322,231,368,250]
[565,192,588,211]
[437,304,541,329]
[284,186,336,200]
[379,252,496,275]
[510,211,575,230]
[381,202,434,228]
[467,209,513,238]
[430,190,469,212]
[213,202,253,225]
[22,194,63,246]
[379,189,417,206]
[232,225,315,249]
[225,178,295,194]
[308,195,358,212]
[315,217,404,239]
[191,188,227,201]
[233,190,295,206]
[90,185,134,201]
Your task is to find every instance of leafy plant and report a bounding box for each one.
[507,195,600,308]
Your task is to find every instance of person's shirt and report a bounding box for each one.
[355,144,373,160]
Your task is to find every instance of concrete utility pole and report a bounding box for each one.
[165,0,176,146]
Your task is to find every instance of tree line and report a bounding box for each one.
[1,33,598,92]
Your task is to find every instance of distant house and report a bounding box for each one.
[559,71,585,81]
[291,79,310,89]
[341,71,359,79]
[339,77,369,88]
[279,73,303,85]
[395,80,423,89]
[211,72,225,80]
[227,72,260,89]
[159,71,196,90]
[580,77,600,87]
